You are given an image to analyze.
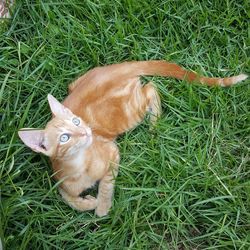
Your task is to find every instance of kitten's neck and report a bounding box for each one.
[51,148,88,181]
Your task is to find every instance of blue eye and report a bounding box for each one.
[60,133,70,143]
[72,117,80,126]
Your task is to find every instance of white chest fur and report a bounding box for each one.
[69,150,86,171]
[61,150,96,194]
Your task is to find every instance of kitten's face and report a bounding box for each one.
[18,94,92,159]
[44,115,92,159]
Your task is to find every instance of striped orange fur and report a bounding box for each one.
[18,60,248,216]
[64,60,248,139]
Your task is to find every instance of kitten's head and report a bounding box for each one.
[18,94,92,159]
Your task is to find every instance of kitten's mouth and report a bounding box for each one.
[83,128,92,146]
[84,134,93,147]
[85,127,92,137]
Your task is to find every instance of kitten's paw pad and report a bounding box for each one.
[95,202,111,217]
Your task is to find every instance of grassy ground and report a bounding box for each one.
[0,0,249,249]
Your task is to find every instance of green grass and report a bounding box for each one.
[1,0,249,249]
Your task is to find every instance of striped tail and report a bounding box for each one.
[132,60,248,87]
[69,60,248,92]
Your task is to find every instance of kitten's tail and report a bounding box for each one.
[131,60,248,86]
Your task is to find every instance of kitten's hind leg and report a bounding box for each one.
[59,188,97,211]
[143,82,161,124]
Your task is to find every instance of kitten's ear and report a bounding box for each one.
[18,129,50,156]
[47,94,72,117]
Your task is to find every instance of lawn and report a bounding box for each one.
[0,0,249,249]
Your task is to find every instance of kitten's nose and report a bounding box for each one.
[81,127,91,137]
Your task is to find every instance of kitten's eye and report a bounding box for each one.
[72,117,80,126]
[60,133,70,143]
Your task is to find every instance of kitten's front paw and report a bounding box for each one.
[95,201,111,217]
[84,195,98,210]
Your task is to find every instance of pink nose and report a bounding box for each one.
[81,127,91,137]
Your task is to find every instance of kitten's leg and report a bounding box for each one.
[143,82,161,124]
[95,170,117,217]
[96,151,119,217]
[59,188,97,211]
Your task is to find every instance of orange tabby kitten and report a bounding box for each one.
[18,60,248,216]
